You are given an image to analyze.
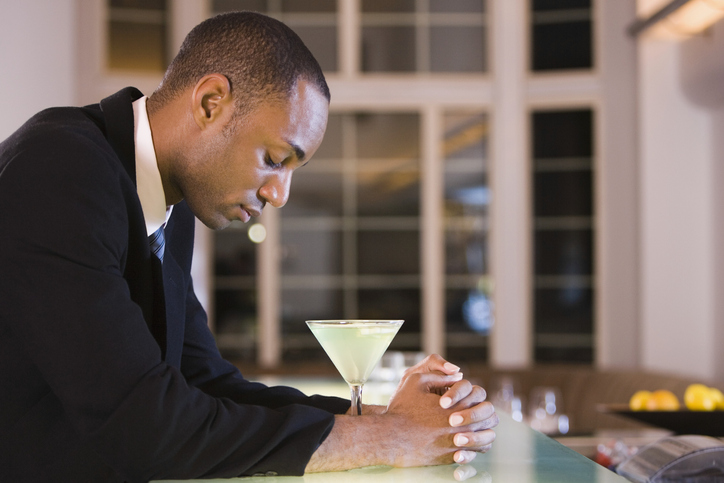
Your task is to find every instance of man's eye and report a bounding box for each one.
[265,155,282,169]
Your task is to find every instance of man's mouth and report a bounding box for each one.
[238,206,261,222]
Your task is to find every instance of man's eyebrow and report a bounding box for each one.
[288,141,306,162]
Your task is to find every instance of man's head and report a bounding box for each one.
[147,12,329,230]
[149,11,329,119]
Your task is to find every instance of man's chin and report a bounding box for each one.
[196,212,232,231]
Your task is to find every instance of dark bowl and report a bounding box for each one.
[598,404,724,436]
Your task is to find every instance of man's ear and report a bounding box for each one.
[191,74,233,130]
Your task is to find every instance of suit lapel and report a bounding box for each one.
[99,87,170,361]
[99,87,143,182]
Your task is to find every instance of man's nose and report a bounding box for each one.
[259,170,292,208]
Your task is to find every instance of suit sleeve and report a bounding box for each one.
[0,129,342,480]
[179,276,351,415]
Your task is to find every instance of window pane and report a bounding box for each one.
[532,108,594,364]
[314,113,343,160]
[281,288,343,362]
[358,230,419,275]
[362,26,416,72]
[533,110,593,158]
[356,113,420,216]
[356,113,420,159]
[361,1,487,73]
[535,345,592,363]
[211,1,338,73]
[446,228,487,275]
[215,228,257,276]
[535,229,593,275]
[534,171,593,217]
[282,289,344,332]
[111,0,165,8]
[107,0,167,72]
[212,0,266,11]
[362,0,416,12]
[281,229,343,276]
[444,111,490,362]
[357,164,420,216]
[214,288,257,360]
[531,0,592,72]
[358,289,421,349]
[533,0,590,10]
[430,0,485,13]
[431,26,486,73]
[445,172,488,218]
[291,25,337,72]
[532,21,592,71]
[108,22,166,71]
[284,171,344,217]
[444,112,489,160]
[446,288,490,361]
[281,0,336,12]
[535,287,593,333]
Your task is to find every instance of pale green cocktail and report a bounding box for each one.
[306,320,403,415]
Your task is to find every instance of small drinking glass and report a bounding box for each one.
[306,320,403,415]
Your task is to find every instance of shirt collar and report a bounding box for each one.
[132,96,172,236]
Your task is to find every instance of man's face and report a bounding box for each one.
[176,80,328,230]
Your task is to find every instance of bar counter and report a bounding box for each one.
[157,377,628,482]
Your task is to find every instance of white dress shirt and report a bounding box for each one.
[132,96,172,236]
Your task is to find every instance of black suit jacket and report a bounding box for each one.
[0,88,349,482]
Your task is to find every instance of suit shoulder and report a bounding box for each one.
[0,106,127,185]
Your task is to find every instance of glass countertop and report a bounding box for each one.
[157,376,628,483]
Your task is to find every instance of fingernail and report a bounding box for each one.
[455,434,469,446]
[450,414,464,426]
[452,372,463,380]
[455,452,465,463]
[444,362,460,373]
[440,396,453,408]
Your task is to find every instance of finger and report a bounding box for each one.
[402,371,464,395]
[465,412,499,431]
[449,402,497,427]
[407,353,461,375]
[453,428,497,450]
[453,450,477,465]
[440,380,474,408]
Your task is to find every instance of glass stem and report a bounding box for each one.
[350,384,363,415]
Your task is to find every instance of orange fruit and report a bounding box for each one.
[629,390,652,411]
[685,384,716,411]
[711,388,724,410]
[646,389,680,411]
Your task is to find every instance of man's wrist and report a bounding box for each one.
[357,404,386,415]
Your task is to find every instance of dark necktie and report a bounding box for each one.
[149,225,166,263]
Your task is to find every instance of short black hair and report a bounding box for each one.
[149,11,329,116]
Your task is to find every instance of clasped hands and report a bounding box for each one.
[382,354,498,466]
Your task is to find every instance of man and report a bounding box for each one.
[0,12,497,482]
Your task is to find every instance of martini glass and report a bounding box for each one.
[306,319,403,415]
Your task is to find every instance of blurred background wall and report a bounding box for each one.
[0,0,76,139]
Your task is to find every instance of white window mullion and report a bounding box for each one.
[421,106,445,356]
[490,0,532,367]
[338,0,360,78]
[258,207,281,368]
[168,0,206,57]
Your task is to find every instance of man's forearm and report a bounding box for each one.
[305,414,396,472]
